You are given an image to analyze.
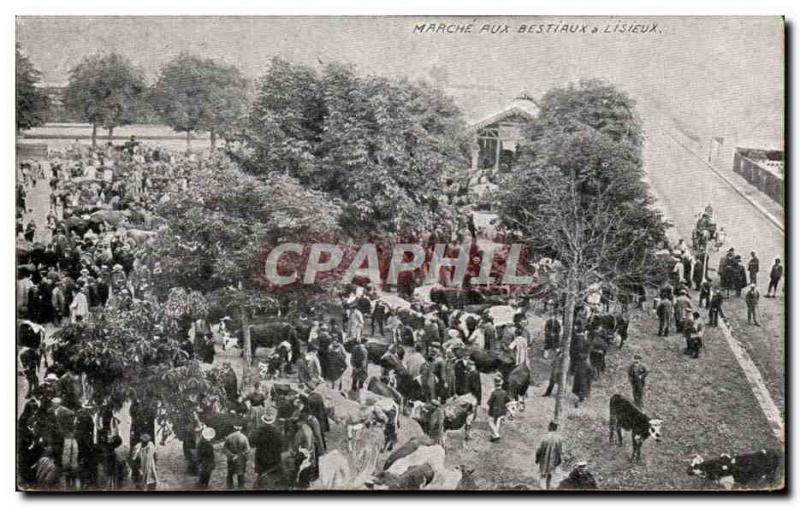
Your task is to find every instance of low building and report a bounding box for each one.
[464,92,539,172]
[733,143,784,207]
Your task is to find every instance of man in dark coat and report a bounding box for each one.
[465,359,483,407]
[221,362,239,404]
[350,339,368,392]
[627,355,648,408]
[708,289,725,327]
[572,356,592,408]
[250,407,284,488]
[748,252,760,286]
[656,296,673,337]
[543,349,564,397]
[75,403,98,488]
[371,301,386,337]
[558,461,597,490]
[543,316,561,359]
[767,258,783,297]
[732,256,748,297]
[196,427,216,489]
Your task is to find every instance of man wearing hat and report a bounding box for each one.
[196,426,216,489]
[767,258,783,297]
[250,406,285,488]
[627,355,648,408]
[223,422,250,489]
[673,289,693,334]
[487,375,511,442]
[508,313,531,367]
[558,461,598,490]
[745,283,761,326]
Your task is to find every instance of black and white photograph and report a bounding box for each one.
[13,15,785,492]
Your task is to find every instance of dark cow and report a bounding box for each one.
[688,449,783,489]
[271,383,302,419]
[198,411,246,442]
[368,375,410,408]
[608,394,663,461]
[469,348,515,377]
[411,394,477,444]
[589,314,630,348]
[369,463,435,490]
[503,364,531,409]
[235,321,299,361]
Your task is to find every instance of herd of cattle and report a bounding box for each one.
[169,289,783,491]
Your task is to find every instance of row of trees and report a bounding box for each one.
[16,46,249,149]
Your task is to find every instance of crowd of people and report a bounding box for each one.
[16,139,782,492]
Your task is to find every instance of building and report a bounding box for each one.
[733,143,784,207]
[464,92,539,172]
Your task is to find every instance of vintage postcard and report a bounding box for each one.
[15,16,784,492]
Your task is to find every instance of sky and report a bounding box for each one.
[16,16,784,144]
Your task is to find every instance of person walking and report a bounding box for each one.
[223,423,250,489]
[745,284,761,326]
[748,252,760,286]
[708,289,725,327]
[130,434,158,490]
[487,375,511,442]
[349,338,368,392]
[196,427,216,489]
[656,296,673,337]
[542,349,564,397]
[767,258,783,297]
[627,355,648,408]
[535,421,563,490]
[543,316,561,359]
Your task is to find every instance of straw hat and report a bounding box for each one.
[261,406,278,425]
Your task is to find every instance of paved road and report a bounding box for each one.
[642,121,785,415]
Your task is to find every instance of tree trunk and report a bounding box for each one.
[91,122,97,149]
[186,130,192,153]
[241,308,252,367]
[554,275,577,422]
[107,126,114,142]
[209,129,216,150]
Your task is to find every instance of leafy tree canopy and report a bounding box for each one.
[151,52,248,142]
[64,52,146,133]
[15,44,47,131]
[245,58,469,237]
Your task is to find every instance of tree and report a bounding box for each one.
[153,155,342,364]
[245,58,469,238]
[151,53,248,151]
[64,53,146,147]
[15,44,47,131]
[497,80,669,422]
[48,289,225,435]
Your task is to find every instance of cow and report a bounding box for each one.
[411,394,477,445]
[608,394,663,461]
[589,313,630,348]
[503,364,531,411]
[235,321,300,361]
[368,463,435,490]
[688,449,783,490]
[469,348,515,377]
[271,383,302,419]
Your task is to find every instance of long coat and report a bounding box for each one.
[535,431,563,477]
[572,359,592,400]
